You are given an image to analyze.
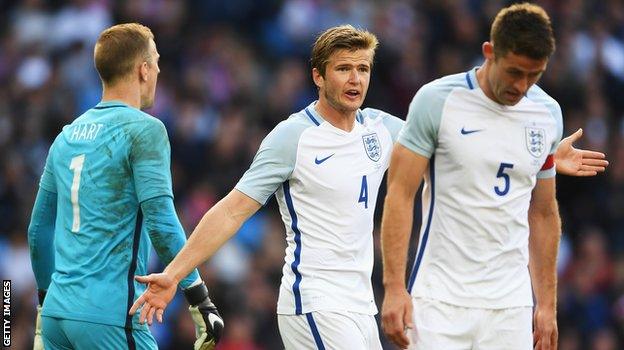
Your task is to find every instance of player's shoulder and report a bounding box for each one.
[419,71,471,98]
[361,107,404,136]
[526,84,562,118]
[269,109,318,140]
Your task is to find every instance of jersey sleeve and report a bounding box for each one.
[235,119,307,205]
[141,196,200,289]
[397,84,445,158]
[130,119,174,203]
[537,99,563,179]
[28,187,57,291]
[39,141,57,193]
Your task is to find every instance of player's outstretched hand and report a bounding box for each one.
[184,282,224,350]
[533,306,558,350]
[555,128,609,176]
[129,273,177,325]
[381,287,414,349]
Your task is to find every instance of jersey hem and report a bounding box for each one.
[41,309,149,331]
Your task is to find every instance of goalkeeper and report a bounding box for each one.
[27,23,223,350]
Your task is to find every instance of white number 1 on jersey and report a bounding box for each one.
[69,154,86,232]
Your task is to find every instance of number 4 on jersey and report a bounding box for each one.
[69,154,86,232]
[359,175,368,208]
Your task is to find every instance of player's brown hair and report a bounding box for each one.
[490,3,555,60]
[310,25,379,77]
[94,23,154,86]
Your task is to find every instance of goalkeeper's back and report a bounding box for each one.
[39,101,172,331]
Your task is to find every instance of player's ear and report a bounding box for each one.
[312,68,324,90]
[483,42,495,60]
[139,61,149,82]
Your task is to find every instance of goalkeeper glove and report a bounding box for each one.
[184,282,224,350]
[33,290,45,350]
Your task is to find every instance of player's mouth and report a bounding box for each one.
[505,90,522,102]
[344,89,361,100]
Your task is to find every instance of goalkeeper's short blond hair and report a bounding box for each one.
[94,23,154,86]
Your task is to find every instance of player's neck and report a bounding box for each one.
[315,99,356,132]
[475,62,498,104]
[101,81,142,109]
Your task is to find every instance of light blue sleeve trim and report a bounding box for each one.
[235,115,312,205]
[397,80,455,158]
[141,195,200,289]
[362,108,405,142]
[28,187,57,290]
[537,167,556,179]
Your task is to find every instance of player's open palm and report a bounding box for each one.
[533,307,557,350]
[555,128,608,176]
[129,273,177,325]
[382,288,414,349]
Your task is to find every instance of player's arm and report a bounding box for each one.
[27,187,56,350]
[554,128,608,176]
[380,144,429,349]
[27,145,58,350]
[129,119,228,348]
[130,190,260,322]
[528,177,561,350]
[131,118,297,328]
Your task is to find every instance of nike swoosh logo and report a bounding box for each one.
[315,154,335,164]
[461,127,483,135]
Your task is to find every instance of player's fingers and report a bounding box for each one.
[580,165,606,172]
[156,309,164,323]
[403,301,414,330]
[582,158,609,167]
[566,128,583,143]
[129,295,144,315]
[580,149,606,159]
[550,329,558,350]
[575,170,598,177]
[139,303,151,324]
[540,329,551,350]
[147,305,156,326]
[389,313,410,348]
[135,275,152,284]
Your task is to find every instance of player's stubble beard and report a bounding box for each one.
[322,84,363,116]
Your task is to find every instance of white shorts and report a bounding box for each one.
[278,311,382,350]
[407,297,533,350]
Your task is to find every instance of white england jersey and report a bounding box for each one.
[398,68,563,309]
[236,101,403,315]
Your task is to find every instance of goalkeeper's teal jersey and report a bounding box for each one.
[39,100,173,330]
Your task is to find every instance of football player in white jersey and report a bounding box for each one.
[127,23,607,350]
[129,25,402,349]
[379,3,599,350]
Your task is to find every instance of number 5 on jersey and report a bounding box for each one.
[495,162,514,196]
[69,154,86,232]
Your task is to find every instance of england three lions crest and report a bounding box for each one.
[362,133,381,162]
[526,127,546,158]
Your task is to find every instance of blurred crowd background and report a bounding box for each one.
[1,0,623,349]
